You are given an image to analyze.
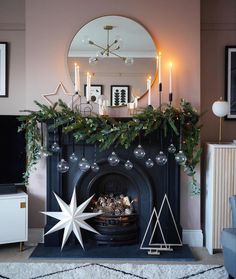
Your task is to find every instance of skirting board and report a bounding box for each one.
[182,229,203,247]
[28,228,203,247]
[27,228,44,246]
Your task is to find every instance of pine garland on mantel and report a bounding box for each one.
[18,99,202,194]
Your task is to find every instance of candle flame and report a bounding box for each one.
[149,75,151,80]
[159,51,162,56]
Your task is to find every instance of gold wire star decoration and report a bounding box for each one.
[41,82,78,108]
[41,188,101,250]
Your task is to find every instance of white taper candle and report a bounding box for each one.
[74,63,78,92]
[147,76,151,106]
[158,52,162,85]
[86,72,91,102]
[169,63,172,93]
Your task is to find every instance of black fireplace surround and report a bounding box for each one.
[44,123,181,254]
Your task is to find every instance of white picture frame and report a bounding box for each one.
[84,84,103,103]
[0,42,7,97]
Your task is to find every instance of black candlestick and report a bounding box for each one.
[159,82,162,108]
[169,92,173,105]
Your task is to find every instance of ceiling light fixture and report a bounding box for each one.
[88,25,134,65]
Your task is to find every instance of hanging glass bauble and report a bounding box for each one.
[57,159,69,173]
[145,158,154,168]
[175,150,187,164]
[155,151,168,166]
[124,160,133,170]
[42,149,51,158]
[37,146,50,158]
[108,152,120,166]
[51,142,60,153]
[133,145,146,159]
[78,157,90,172]
[168,143,176,154]
[69,152,78,163]
[91,162,100,172]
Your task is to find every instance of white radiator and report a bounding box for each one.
[205,143,236,254]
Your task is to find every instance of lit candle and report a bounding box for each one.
[169,62,173,104]
[158,52,162,93]
[76,64,81,93]
[86,72,91,102]
[147,76,151,106]
[74,63,78,92]
[169,63,172,93]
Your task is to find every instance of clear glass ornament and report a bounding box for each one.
[78,157,90,172]
[124,159,133,170]
[69,152,78,163]
[155,151,168,166]
[91,162,100,172]
[108,152,120,166]
[37,146,50,158]
[42,149,50,157]
[175,150,187,164]
[51,141,60,153]
[57,159,69,173]
[145,158,154,168]
[133,144,146,159]
[168,143,176,154]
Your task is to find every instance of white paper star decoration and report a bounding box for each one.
[41,189,101,250]
[42,82,78,108]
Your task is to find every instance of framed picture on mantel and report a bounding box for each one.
[225,46,236,119]
[111,85,130,106]
[0,42,7,97]
[84,84,103,103]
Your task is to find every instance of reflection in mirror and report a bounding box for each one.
[67,16,157,106]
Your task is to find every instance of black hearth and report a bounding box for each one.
[44,125,181,257]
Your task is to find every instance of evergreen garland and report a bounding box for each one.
[18,99,201,194]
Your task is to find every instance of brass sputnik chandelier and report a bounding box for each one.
[88,25,134,65]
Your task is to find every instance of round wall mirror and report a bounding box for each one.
[67,15,157,106]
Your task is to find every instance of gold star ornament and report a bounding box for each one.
[41,189,101,250]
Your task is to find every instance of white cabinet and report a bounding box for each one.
[0,191,28,244]
[205,143,236,254]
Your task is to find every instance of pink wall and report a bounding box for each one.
[0,0,25,115]
[201,0,236,212]
[25,0,200,229]
[201,0,236,144]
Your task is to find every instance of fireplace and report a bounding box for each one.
[44,126,181,254]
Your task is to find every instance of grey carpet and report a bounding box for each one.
[0,262,227,279]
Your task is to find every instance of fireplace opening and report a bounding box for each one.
[73,161,154,246]
[87,172,139,245]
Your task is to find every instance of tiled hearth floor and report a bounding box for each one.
[0,243,223,265]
